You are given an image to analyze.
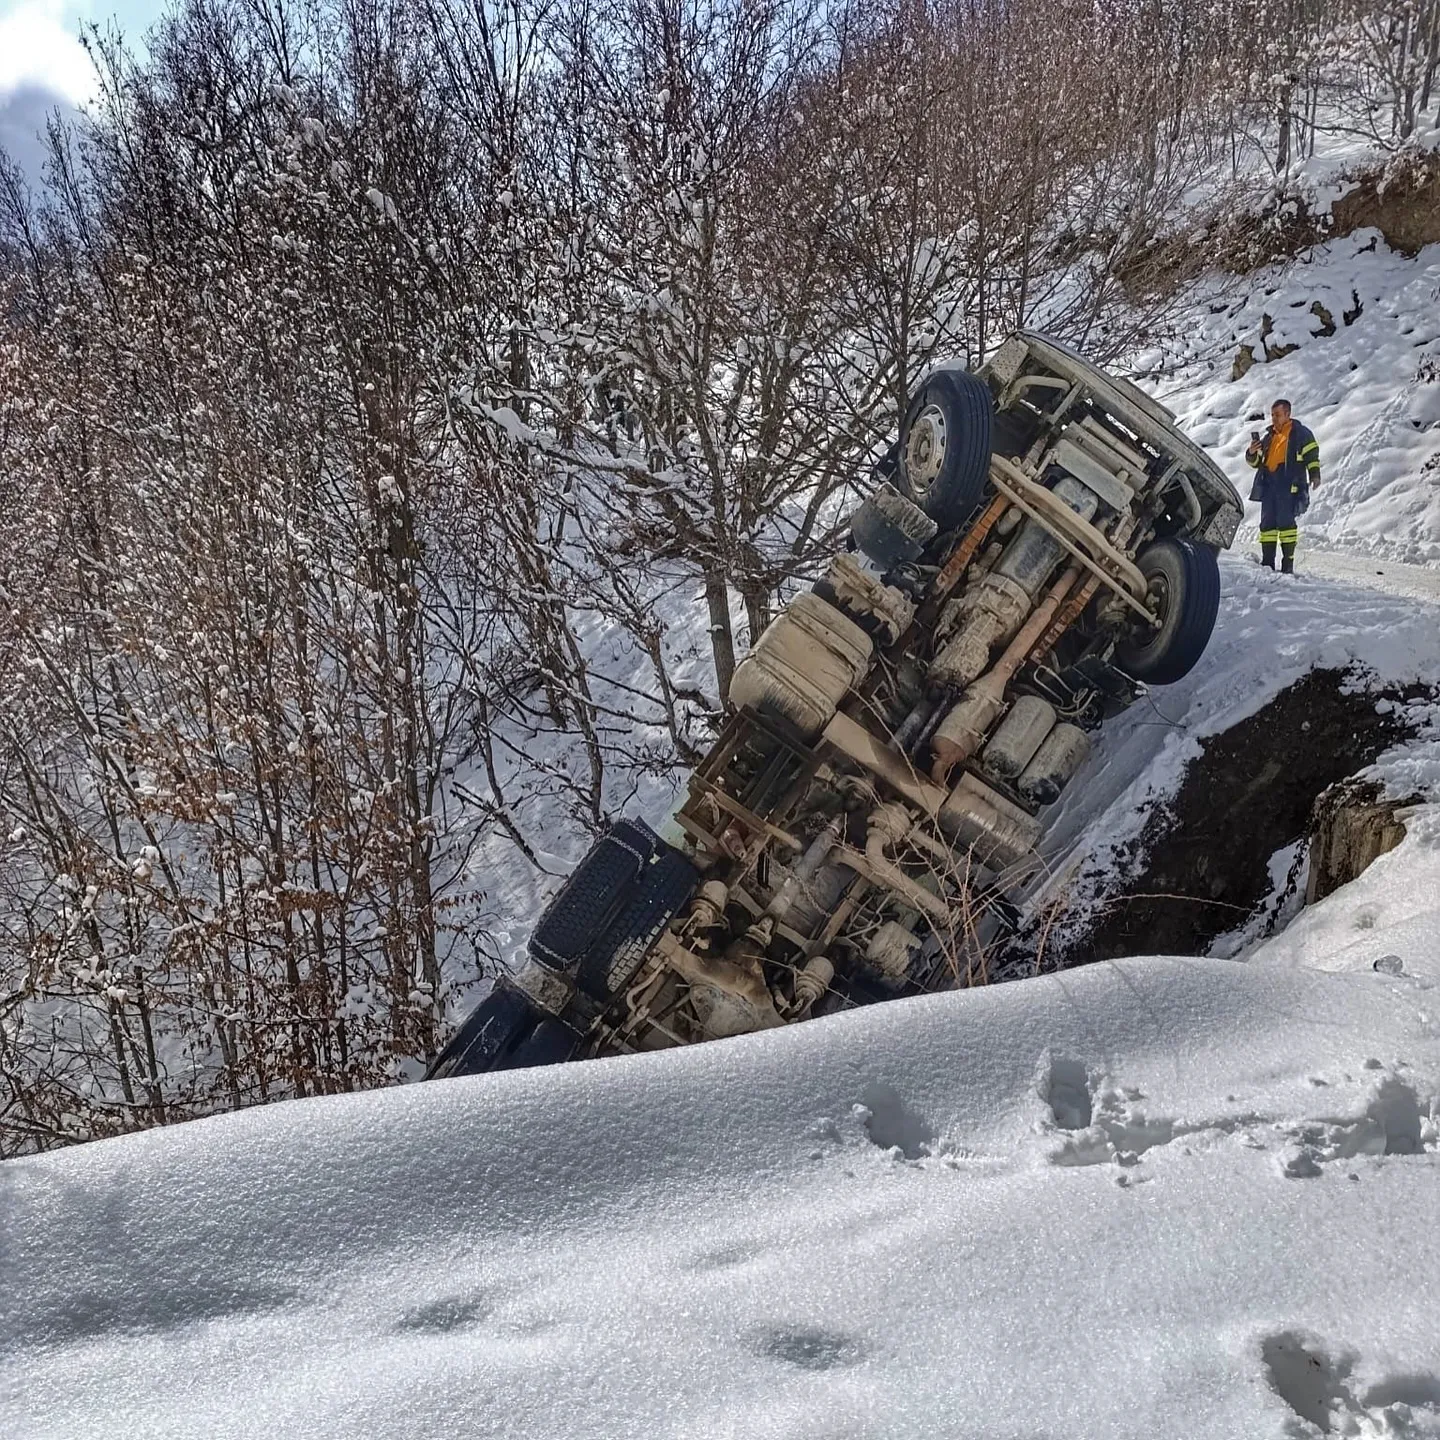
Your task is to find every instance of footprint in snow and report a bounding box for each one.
[854,1081,937,1160]
[748,1325,867,1372]
[1278,1076,1438,1179]
[1039,1053,1273,1170]
[1262,1330,1440,1436]
[394,1293,492,1334]
[1041,1053,1094,1131]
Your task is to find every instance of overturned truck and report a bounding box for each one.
[430,332,1243,1078]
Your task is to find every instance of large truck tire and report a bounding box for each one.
[527,819,662,970]
[1115,539,1221,685]
[427,824,698,1080]
[576,845,699,1000]
[897,370,994,530]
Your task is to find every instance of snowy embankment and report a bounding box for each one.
[1034,552,1440,930]
[1134,228,1440,565]
[4,839,1440,1438]
[9,169,1440,1440]
[5,565,1440,1438]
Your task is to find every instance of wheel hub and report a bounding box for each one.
[1133,573,1170,644]
[903,403,947,498]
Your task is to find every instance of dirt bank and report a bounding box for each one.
[1052,669,1429,962]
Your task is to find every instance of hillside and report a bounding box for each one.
[1141,228,1440,564]
[6,490,1440,1436]
[5,0,1440,1139]
[4,8,1440,1429]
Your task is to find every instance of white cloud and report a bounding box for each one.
[0,1,96,106]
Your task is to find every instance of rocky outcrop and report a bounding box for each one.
[1305,780,1409,905]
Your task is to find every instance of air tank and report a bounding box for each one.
[982,696,1058,780]
[1017,723,1092,806]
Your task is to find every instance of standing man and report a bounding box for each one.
[1245,399,1321,573]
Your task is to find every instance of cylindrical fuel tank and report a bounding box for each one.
[730,591,873,738]
[982,695,1058,780]
[1017,723,1092,806]
[938,771,1043,870]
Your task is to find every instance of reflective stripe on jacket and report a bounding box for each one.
[1247,420,1319,503]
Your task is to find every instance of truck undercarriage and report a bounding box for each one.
[429,332,1244,1079]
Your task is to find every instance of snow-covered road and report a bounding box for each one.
[1305,546,1440,605]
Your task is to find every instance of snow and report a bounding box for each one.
[4,833,1440,1437]
[8,114,1440,1440]
[1136,230,1440,567]
[1032,551,1440,930]
[5,551,1440,1436]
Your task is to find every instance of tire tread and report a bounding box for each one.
[1115,539,1220,685]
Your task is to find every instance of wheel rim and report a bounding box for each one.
[903,402,947,501]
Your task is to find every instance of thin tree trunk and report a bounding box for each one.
[1422,0,1440,113]
[704,565,737,701]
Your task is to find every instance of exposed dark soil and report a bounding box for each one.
[1332,151,1440,257]
[1058,669,1429,962]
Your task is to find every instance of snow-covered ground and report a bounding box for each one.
[5,552,1440,1440]
[1305,549,1440,603]
[1135,229,1440,566]
[8,124,1440,1440]
[4,861,1439,1439]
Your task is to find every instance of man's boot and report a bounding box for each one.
[1261,541,1277,570]
[1281,543,1296,575]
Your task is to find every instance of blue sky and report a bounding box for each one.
[0,0,165,174]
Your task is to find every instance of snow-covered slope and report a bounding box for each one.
[6,557,1440,1437]
[1135,229,1440,565]
[1033,552,1440,929]
[4,824,1439,1439]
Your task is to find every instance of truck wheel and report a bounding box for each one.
[849,483,938,569]
[898,370,994,529]
[425,982,543,1079]
[576,845,699,1000]
[527,819,660,971]
[1115,539,1220,685]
